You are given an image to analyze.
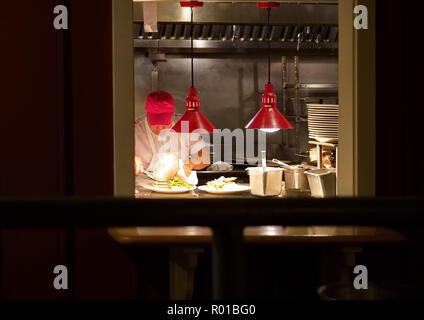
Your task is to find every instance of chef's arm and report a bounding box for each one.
[184,148,210,174]
[190,148,211,170]
[135,155,143,175]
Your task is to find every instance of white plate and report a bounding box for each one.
[309,123,339,126]
[309,121,339,124]
[308,121,339,125]
[309,136,339,143]
[308,120,338,123]
[309,107,338,109]
[309,128,339,132]
[309,126,339,129]
[198,184,251,194]
[309,132,339,135]
[308,107,338,110]
[310,136,339,139]
[309,132,339,136]
[309,125,339,129]
[308,108,339,112]
[143,185,197,194]
[308,113,339,117]
[307,104,339,108]
[309,119,338,122]
[308,108,339,111]
[309,117,339,121]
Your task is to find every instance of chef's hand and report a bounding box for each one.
[183,163,194,177]
[135,155,143,175]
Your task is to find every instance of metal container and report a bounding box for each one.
[305,169,336,198]
[246,167,284,197]
[284,167,310,190]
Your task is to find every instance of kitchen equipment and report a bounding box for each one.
[171,1,215,133]
[247,151,283,197]
[305,169,336,198]
[271,158,291,169]
[307,104,339,143]
[134,3,338,51]
[246,167,284,197]
[272,158,310,190]
[283,165,310,190]
[245,3,293,132]
[141,169,155,180]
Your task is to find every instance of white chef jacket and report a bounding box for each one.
[135,114,208,172]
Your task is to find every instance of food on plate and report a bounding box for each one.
[151,177,193,190]
[168,177,193,189]
[206,176,238,190]
[149,153,197,191]
[153,153,179,182]
[206,161,233,172]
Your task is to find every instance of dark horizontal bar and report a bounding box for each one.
[1,197,424,228]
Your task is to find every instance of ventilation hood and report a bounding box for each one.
[133,2,338,53]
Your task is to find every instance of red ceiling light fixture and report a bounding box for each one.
[172,1,216,133]
[245,2,293,133]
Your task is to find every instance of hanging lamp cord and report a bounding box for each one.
[267,8,271,84]
[191,7,194,88]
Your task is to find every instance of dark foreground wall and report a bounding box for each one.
[1,0,135,299]
[376,0,422,196]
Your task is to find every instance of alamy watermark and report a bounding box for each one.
[354,5,368,30]
[53,4,369,31]
[353,265,368,290]
[53,265,68,290]
[53,5,68,30]
[155,121,267,165]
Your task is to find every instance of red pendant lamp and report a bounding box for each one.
[246,2,293,132]
[172,1,215,133]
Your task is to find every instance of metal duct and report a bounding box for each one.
[135,22,338,43]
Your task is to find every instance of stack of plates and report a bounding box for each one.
[307,104,339,143]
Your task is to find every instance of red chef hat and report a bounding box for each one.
[145,90,175,126]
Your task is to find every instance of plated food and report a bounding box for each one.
[146,176,196,193]
[152,153,179,182]
[207,176,238,190]
[142,153,197,193]
[198,176,250,194]
[143,184,197,194]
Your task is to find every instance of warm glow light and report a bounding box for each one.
[260,128,280,133]
[182,7,192,20]
[261,226,282,236]
[185,226,202,235]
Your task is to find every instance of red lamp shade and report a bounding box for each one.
[257,2,280,9]
[180,1,204,8]
[245,83,293,131]
[172,87,215,133]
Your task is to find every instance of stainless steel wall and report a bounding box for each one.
[134,51,338,162]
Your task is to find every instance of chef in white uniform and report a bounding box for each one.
[134,90,210,184]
